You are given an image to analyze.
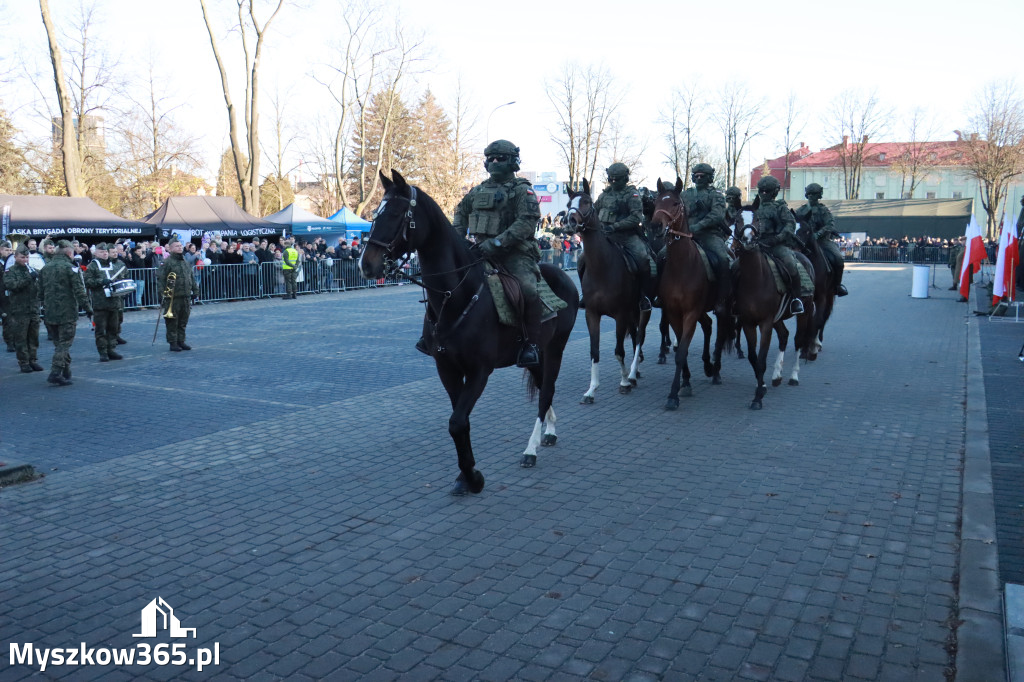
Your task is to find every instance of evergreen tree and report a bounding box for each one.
[0,106,30,194]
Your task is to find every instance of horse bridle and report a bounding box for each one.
[652,201,692,241]
[566,195,598,232]
[366,187,418,270]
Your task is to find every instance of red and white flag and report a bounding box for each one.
[959,214,986,299]
[992,211,1018,305]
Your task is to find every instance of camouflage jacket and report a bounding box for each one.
[793,202,837,240]
[84,258,130,311]
[755,199,799,249]
[594,185,643,234]
[681,186,727,236]
[453,177,541,259]
[157,254,196,299]
[4,262,41,317]
[40,253,90,323]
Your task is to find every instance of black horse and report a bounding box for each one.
[359,170,579,495]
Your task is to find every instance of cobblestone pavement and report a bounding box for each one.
[0,265,977,680]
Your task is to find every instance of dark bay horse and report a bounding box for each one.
[566,179,651,403]
[359,170,579,494]
[641,188,676,366]
[792,216,837,361]
[733,224,815,409]
[651,178,728,410]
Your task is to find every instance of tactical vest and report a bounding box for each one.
[283,247,299,270]
[596,188,633,225]
[467,180,522,238]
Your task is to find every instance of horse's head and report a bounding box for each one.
[738,223,760,250]
[565,178,599,233]
[360,169,421,279]
[791,210,813,248]
[652,177,688,236]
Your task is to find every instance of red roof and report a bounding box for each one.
[750,144,814,189]
[790,140,971,169]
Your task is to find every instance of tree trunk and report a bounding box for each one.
[39,0,84,197]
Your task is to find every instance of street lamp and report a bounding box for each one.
[485,101,516,143]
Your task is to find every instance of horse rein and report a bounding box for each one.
[652,204,692,240]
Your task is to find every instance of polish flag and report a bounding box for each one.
[992,212,1018,305]
[959,214,986,299]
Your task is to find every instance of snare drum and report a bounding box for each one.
[107,280,137,298]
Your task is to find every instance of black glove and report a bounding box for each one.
[602,224,615,235]
[30,271,39,281]
[476,239,502,259]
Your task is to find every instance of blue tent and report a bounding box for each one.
[264,203,345,237]
[328,207,371,240]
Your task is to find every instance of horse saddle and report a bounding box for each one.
[485,263,567,328]
[762,251,813,296]
[608,239,639,275]
[693,242,717,282]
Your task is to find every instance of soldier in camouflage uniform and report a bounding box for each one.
[39,240,91,386]
[794,183,848,296]
[84,243,128,361]
[0,240,13,353]
[593,162,655,311]
[679,163,732,315]
[724,187,745,239]
[754,176,810,315]
[40,238,56,264]
[449,139,543,367]
[4,245,44,373]
[157,235,197,352]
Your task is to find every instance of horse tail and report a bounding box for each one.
[523,368,541,401]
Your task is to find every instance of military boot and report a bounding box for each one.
[516,301,542,368]
[99,353,110,362]
[415,337,431,355]
[638,269,653,312]
[20,364,33,373]
[107,350,124,360]
[787,269,804,315]
[116,336,127,345]
[714,261,732,316]
[47,371,72,386]
[169,343,182,352]
[836,281,849,297]
[62,366,72,380]
[29,362,44,372]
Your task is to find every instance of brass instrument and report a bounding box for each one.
[151,271,178,343]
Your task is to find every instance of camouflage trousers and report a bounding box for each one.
[771,245,814,297]
[2,313,13,348]
[9,314,40,367]
[164,297,191,346]
[496,252,541,303]
[283,269,298,297]
[612,233,657,277]
[93,308,121,357]
[45,321,78,373]
[693,231,732,276]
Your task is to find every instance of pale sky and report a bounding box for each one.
[3,0,1023,195]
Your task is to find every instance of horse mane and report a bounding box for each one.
[407,183,473,258]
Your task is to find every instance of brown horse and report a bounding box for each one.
[650,177,729,410]
[360,171,579,494]
[792,216,837,361]
[566,179,651,403]
[733,223,815,409]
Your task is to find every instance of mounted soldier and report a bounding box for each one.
[444,139,543,368]
[592,163,654,311]
[678,163,731,315]
[754,175,811,315]
[724,186,745,241]
[794,182,848,296]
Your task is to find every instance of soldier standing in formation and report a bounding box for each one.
[39,240,91,386]
[157,235,196,352]
[4,244,44,373]
[447,139,543,367]
[0,240,13,353]
[83,243,128,361]
[794,183,848,296]
[680,163,732,315]
[753,176,811,314]
[593,162,655,311]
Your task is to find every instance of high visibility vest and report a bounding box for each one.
[283,247,299,270]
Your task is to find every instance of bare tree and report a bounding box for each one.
[658,80,704,183]
[960,80,1024,238]
[199,0,285,213]
[778,91,807,200]
[259,86,300,215]
[711,81,768,189]
[545,62,623,189]
[39,0,84,196]
[889,107,941,199]
[822,88,893,199]
[605,115,648,185]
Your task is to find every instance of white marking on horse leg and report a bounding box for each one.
[814,337,823,354]
[583,361,600,398]
[790,355,801,383]
[617,355,630,387]
[772,350,785,382]
[627,344,642,382]
[524,418,543,456]
[544,406,557,438]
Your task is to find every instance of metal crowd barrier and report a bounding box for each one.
[843,245,953,264]
[539,248,579,270]
[120,260,406,311]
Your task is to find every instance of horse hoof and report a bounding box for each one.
[808,354,818,362]
[712,376,722,385]
[704,366,714,378]
[681,386,692,397]
[657,356,667,365]
[629,377,638,387]
[799,350,807,360]
[469,469,485,493]
[749,400,763,410]
[580,395,595,405]
[788,379,799,386]
[450,476,469,496]
[541,434,557,446]
[771,378,782,387]
[665,399,679,411]
[619,384,632,395]
[520,455,537,468]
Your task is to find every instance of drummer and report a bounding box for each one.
[83,242,129,361]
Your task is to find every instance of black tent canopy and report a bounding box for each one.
[0,194,155,239]
[783,198,975,240]
[144,196,284,239]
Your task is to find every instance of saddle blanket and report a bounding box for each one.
[486,272,568,328]
[763,257,813,296]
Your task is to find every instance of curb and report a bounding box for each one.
[955,312,1007,682]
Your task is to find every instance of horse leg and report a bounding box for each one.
[615,318,632,394]
[771,320,790,387]
[678,313,699,398]
[710,312,728,385]
[634,308,651,375]
[665,319,684,410]
[658,313,671,365]
[581,310,601,404]
[699,313,715,379]
[751,320,773,410]
[438,366,490,495]
[542,406,558,445]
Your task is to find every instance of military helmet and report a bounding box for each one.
[483,139,521,173]
[725,186,742,197]
[691,163,715,177]
[606,162,630,179]
[757,176,781,193]
[805,182,824,195]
